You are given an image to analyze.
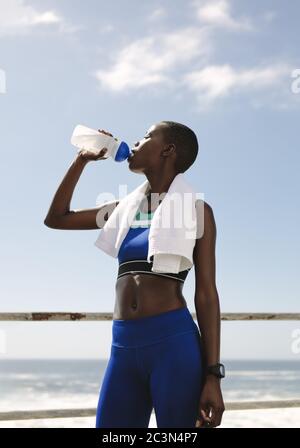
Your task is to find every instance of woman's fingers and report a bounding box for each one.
[96,148,108,159]
[195,406,211,428]
[76,147,108,161]
[200,408,213,426]
[98,129,113,137]
[195,410,214,428]
[211,406,223,427]
[202,407,219,428]
[195,417,204,428]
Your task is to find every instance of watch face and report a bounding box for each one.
[207,365,220,376]
[207,364,225,378]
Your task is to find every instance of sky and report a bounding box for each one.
[0,0,299,360]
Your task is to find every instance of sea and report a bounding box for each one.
[0,359,299,428]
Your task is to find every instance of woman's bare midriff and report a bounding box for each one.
[113,273,187,320]
[112,192,187,320]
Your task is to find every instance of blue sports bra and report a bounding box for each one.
[117,207,191,283]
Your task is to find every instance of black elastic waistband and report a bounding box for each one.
[117,259,191,283]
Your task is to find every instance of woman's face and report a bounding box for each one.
[128,123,168,174]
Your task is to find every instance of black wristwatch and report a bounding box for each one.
[206,363,225,379]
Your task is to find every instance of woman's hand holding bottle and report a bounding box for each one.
[76,129,113,162]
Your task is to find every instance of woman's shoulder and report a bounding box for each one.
[195,198,214,213]
[195,199,215,239]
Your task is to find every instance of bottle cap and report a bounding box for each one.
[114,141,131,162]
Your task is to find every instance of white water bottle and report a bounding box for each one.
[70,124,132,162]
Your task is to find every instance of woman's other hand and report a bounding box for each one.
[195,376,225,428]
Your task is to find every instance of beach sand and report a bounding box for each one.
[0,408,299,428]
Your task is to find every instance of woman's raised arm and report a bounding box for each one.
[44,130,119,230]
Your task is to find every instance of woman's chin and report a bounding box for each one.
[128,165,144,175]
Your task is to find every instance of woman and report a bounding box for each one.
[44,121,225,428]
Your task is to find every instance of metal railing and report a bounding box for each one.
[0,312,299,422]
[1,312,300,321]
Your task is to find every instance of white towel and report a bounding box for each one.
[94,173,198,274]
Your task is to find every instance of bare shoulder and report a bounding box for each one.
[195,199,216,239]
[195,198,214,213]
[193,199,217,284]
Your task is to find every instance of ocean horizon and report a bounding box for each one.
[0,358,299,428]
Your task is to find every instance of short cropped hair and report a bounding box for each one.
[159,121,198,173]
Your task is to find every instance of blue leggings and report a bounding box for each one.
[95,306,205,428]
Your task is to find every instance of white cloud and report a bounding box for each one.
[147,7,167,22]
[0,0,77,36]
[92,2,294,110]
[181,63,292,105]
[98,24,115,34]
[25,10,61,25]
[94,27,212,92]
[193,0,253,31]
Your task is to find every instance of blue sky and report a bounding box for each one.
[0,0,299,360]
